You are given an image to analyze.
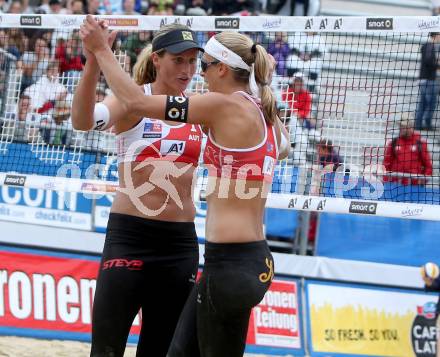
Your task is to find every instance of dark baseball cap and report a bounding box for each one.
[152,29,204,54]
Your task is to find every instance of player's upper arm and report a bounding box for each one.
[101,95,125,127]
[131,92,235,127]
[98,92,141,131]
[187,92,234,127]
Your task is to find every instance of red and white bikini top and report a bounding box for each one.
[116,83,203,165]
[203,91,278,182]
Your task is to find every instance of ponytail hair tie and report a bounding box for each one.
[251,43,257,53]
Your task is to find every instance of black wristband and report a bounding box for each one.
[165,96,189,123]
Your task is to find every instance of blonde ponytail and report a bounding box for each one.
[254,44,277,125]
[133,44,156,85]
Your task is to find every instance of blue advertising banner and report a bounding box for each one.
[0,185,93,230]
[0,142,97,178]
[316,213,440,266]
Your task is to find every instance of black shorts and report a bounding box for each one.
[168,240,274,357]
[91,213,199,357]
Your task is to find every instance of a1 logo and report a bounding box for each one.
[160,140,186,156]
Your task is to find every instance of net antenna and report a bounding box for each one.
[0,49,22,153]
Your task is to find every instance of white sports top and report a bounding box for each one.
[116,84,203,166]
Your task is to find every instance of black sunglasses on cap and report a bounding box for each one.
[200,58,220,72]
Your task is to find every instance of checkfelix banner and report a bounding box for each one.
[0,185,92,230]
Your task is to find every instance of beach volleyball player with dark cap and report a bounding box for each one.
[72,24,204,357]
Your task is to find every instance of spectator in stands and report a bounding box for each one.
[265,0,319,16]
[37,0,51,13]
[3,94,41,142]
[100,0,120,14]
[39,100,73,146]
[211,0,258,15]
[7,0,23,13]
[0,29,6,50]
[185,0,210,15]
[87,0,102,14]
[21,0,34,13]
[121,30,152,68]
[432,0,440,15]
[55,31,83,90]
[96,83,107,102]
[415,32,440,131]
[421,262,440,357]
[20,36,50,93]
[384,113,433,186]
[286,112,308,165]
[30,29,54,53]
[23,60,68,114]
[0,0,7,13]
[317,139,342,171]
[0,29,8,96]
[119,0,141,14]
[71,0,85,14]
[281,73,313,128]
[267,32,290,76]
[286,32,327,92]
[49,0,68,13]
[49,0,60,13]
[13,94,34,123]
[6,28,27,59]
[147,0,175,14]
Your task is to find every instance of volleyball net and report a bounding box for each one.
[0,15,439,220]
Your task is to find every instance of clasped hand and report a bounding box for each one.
[79,14,117,55]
